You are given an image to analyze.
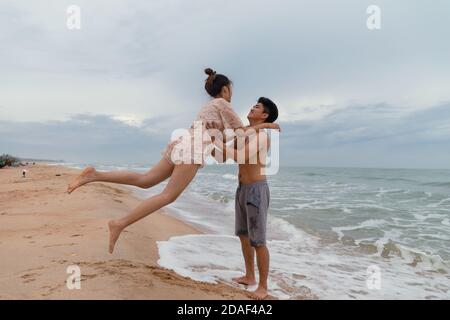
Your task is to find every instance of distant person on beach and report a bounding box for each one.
[207,97,278,300]
[67,68,280,254]
[22,169,27,178]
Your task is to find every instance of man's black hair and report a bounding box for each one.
[258,97,278,123]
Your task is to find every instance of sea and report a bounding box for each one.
[50,162,450,299]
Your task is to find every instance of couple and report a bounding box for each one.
[67,68,279,299]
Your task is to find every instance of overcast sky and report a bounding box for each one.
[1,0,449,168]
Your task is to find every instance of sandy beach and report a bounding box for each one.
[0,164,250,299]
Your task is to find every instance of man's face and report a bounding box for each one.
[247,103,268,122]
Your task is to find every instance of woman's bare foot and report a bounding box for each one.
[232,275,256,286]
[249,285,268,300]
[108,220,124,254]
[67,166,98,194]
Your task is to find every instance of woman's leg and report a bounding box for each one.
[108,163,200,253]
[67,158,174,194]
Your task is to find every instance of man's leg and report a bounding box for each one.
[247,182,270,300]
[232,235,256,286]
[253,244,270,300]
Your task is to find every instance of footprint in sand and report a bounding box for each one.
[71,260,154,286]
[40,284,61,297]
[21,273,38,283]
[56,259,68,264]
[43,243,76,248]
[81,274,98,281]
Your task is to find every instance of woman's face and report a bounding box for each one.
[217,83,232,102]
[224,84,233,102]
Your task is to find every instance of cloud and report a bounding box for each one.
[2,0,450,121]
[279,101,450,168]
[0,113,171,164]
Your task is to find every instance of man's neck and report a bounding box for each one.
[248,119,264,127]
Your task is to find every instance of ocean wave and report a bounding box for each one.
[421,182,450,187]
[348,203,396,212]
[268,216,319,244]
[333,229,450,272]
[222,174,237,180]
[352,176,418,183]
[413,213,448,221]
[206,192,231,203]
[374,240,450,272]
[301,172,326,177]
[332,219,389,240]
[426,198,450,208]
[374,188,408,197]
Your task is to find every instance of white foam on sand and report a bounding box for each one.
[157,229,320,299]
[157,229,450,299]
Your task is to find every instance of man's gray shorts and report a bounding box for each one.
[235,180,270,247]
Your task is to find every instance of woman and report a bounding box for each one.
[67,68,279,253]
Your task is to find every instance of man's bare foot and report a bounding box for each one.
[67,166,97,194]
[108,220,124,254]
[232,275,256,286]
[249,286,268,300]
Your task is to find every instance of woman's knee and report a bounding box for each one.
[138,174,155,189]
[160,191,179,204]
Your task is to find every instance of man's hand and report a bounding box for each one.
[266,123,281,131]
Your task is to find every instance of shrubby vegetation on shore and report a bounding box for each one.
[0,154,20,168]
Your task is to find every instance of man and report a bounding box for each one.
[209,97,279,300]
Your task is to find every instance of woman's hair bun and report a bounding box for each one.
[203,67,230,97]
[204,68,216,76]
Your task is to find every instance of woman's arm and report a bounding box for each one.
[244,122,280,132]
[218,106,280,139]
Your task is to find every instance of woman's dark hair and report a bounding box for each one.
[258,97,278,123]
[204,68,231,97]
